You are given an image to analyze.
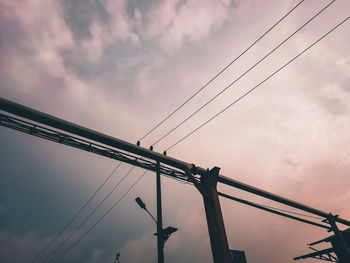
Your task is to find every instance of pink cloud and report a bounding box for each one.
[104,0,139,43]
[0,0,76,97]
[147,0,232,52]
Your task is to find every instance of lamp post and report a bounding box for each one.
[135,196,177,263]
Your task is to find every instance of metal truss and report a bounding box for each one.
[294,247,338,262]
[2,97,350,263]
[0,113,191,184]
[308,246,338,262]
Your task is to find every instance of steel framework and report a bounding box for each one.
[0,113,190,183]
[1,97,350,263]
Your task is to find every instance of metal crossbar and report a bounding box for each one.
[0,113,190,184]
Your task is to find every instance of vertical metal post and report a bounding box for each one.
[156,161,164,263]
[201,167,232,263]
[328,215,350,263]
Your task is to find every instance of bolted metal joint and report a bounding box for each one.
[200,167,220,191]
[190,164,199,175]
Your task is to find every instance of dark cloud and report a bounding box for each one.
[125,0,160,18]
[61,0,109,41]
[318,96,348,115]
[0,7,26,53]
[341,79,350,93]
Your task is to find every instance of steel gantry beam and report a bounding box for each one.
[0,98,193,172]
[1,97,350,263]
[0,112,190,183]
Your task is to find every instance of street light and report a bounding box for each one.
[135,196,178,249]
[154,226,178,244]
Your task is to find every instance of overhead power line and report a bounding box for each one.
[152,0,335,147]
[138,0,305,143]
[41,165,135,263]
[165,16,350,151]
[218,192,330,230]
[30,161,122,263]
[52,170,148,263]
[256,201,323,220]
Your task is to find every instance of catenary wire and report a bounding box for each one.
[220,192,323,220]
[138,0,305,142]
[52,170,148,263]
[218,192,327,226]
[165,16,350,151]
[152,0,335,147]
[259,203,323,220]
[29,161,122,263]
[40,165,135,263]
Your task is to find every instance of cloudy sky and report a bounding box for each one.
[0,0,350,262]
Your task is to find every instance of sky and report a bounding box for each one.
[0,0,350,262]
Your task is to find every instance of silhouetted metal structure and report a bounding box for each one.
[295,225,350,262]
[295,247,338,262]
[156,161,164,263]
[1,97,350,263]
[295,228,350,262]
[230,250,247,263]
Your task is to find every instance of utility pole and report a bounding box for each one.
[135,193,177,263]
[185,167,232,263]
[156,161,164,263]
[200,168,232,263]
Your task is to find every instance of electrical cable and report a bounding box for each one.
[165,15,350,151]
[29,161,122,263]
[138,0,305,143]
[223,192,322,220]
[40,165,135,263]
[52,170,148,263]
[152,0,335,147]
[259,203,323,220]
[218,192,330,229]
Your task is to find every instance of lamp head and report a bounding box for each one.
[135,197,146,209]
